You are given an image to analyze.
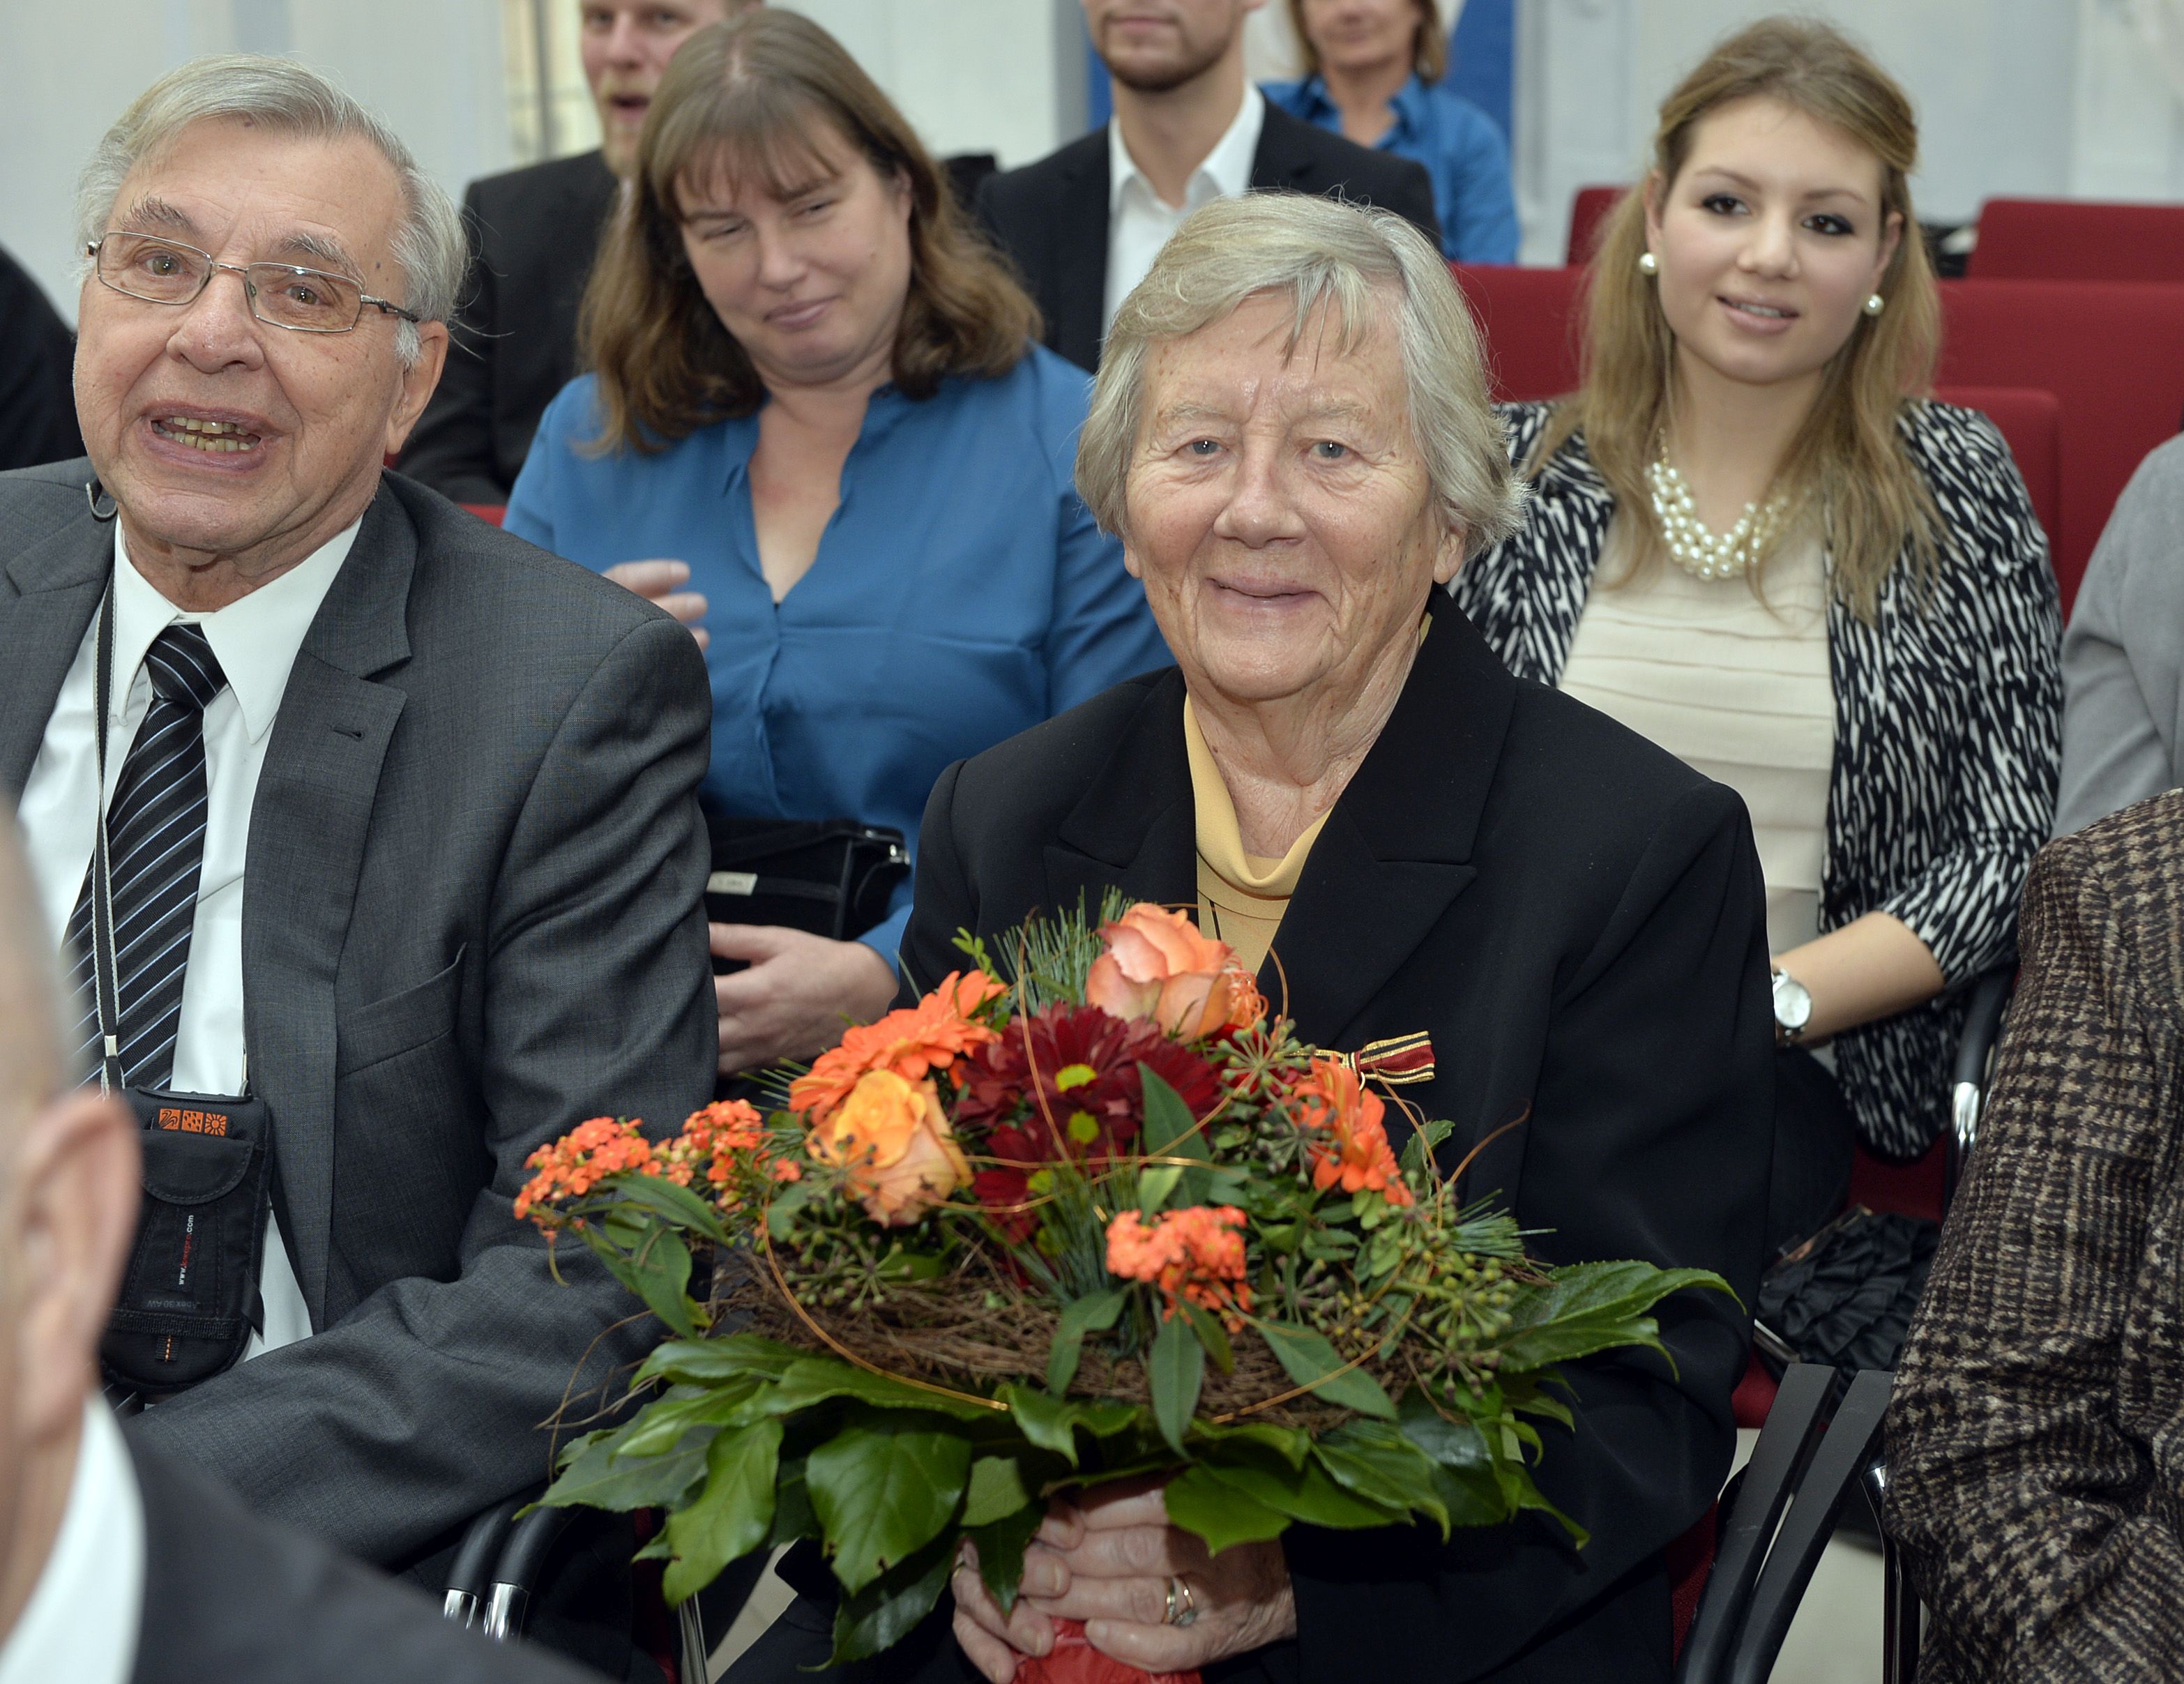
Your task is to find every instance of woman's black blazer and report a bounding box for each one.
[897,591,1775,1683]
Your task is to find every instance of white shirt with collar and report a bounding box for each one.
[17,517,362,1362]
[0,1402,146,1684]
[1104,84,1267,331]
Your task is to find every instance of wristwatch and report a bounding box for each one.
[1771,967,1813,1047]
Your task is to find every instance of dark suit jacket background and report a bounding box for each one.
[128,1436,602,1683]
[402,151,619,503]
[975,105,1443,372]
[0,463,715,1570]
[897,593,1774,1683]
[0,246,82,471]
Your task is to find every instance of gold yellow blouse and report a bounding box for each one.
[1183,697,1330,977]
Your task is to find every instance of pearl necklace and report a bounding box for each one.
[1646,457,1784,582]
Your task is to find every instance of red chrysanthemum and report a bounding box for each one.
[955,1003,1224,1162]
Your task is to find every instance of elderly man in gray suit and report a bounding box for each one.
[0,54,713,1671]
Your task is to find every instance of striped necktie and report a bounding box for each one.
[65,623,228,1089]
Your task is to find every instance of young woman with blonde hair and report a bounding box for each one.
[1454,17,2060,1241]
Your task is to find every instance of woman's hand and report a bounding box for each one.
[711,924,899,1073]
[950,1479,1296,1683]
[604,559,710,651]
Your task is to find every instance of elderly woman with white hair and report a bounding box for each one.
[873,193,1772,1684]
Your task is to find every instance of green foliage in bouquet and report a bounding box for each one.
[516,894,1729,1664]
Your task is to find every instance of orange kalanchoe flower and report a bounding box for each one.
[1086,903,1266,1039]
[515,1116,655,1221]
[1105,1204,1254,1331]
[1292,1058,1412,1206]
[788,970,1005,1119]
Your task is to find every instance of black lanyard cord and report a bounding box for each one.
[89,567,125,1093]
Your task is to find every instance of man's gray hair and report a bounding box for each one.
[75,55,464,368]
[1077,193,1527,558]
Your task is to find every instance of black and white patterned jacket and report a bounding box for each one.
[1453,400,2063,1158]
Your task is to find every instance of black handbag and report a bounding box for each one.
[101,1086,274,1397]
[1754,1204,1939,1384]
[702,815,909,962]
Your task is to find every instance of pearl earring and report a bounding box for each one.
[1864,292,1886,316]
[1638,251,1660,277]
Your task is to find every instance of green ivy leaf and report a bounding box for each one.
[757,1357,996,1421]
[540,1427,712,1513]
[1253,1321,1397,1419]
[1400,1117,1455,1178]
[1193,1419,1310,1469]
[806,1411,973,1595]
[1148,1312,1204,1456]
[661,1418,782,1605]
[634,1333,803,1388]
[770,1457,817,1545]
[579,1219,699,1340]
[971,1499,1047,1614]
[962,1455,1034,1528]
[615,1388,752,1459]
[1163,1463,1291,1553]
[828,1533,957,1664]
[1196,1449,1402,1529]
[605,1170,731,1247]
[1495,1264,1731,1374]
[1313,1421,1446,1532]
[1043,1287,1128,1398]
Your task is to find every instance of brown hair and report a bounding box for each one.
[1531,17,1941,619]
[579,10,1040,452]
[1287,0,1448,84]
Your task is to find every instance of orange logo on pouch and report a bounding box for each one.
[155,1107,228,1137]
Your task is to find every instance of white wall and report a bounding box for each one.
[1512,0,2184,265]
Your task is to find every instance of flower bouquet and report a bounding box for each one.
[517,896,1727,1677]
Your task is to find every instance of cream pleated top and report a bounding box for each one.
[1559,519,1836,957]
[1183,697,1330,976]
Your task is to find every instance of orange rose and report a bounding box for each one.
[1086,904,1262,1038]
[807,1070,972,1227]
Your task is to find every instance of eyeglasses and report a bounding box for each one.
[87,231,421,334]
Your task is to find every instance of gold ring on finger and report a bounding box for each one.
[1164,1575,1199,1628]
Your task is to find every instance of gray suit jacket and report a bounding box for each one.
[2057,432,2184,835]
[0,462,715,1568]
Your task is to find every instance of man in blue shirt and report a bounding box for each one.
[1265,0,1519,264]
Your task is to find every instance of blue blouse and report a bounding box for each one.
[1264,74,1519,265]
[505,345,1171,964]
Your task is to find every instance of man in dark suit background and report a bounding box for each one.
[0,817,601,1684]
[0,245,82,472]
[399,0,748,504]
[1,54,713,1678]
[977,0,1441,373]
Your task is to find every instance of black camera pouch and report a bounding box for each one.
[100,1087,274,1397]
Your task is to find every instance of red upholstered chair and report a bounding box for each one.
[1935,278,2184,612]
[1565,184,1628,265]
[460,503,507,526]
[1969,197,2184,284]
[1450,263,1586,400]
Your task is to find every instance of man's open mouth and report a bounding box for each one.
[153,416,263,454]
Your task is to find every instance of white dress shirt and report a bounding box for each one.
[1103,85,1267,331]
[0,1402,146,1684]
[17,519,361,1360]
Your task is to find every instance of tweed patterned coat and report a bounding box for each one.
[1884,791,2184,1681]
[1453,400,2062,1158]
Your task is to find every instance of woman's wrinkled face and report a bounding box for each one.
[1123,290,1458,709]
[1644,96,1902,393]
[677,123,913,391]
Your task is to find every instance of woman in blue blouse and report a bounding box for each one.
[508,11,1169,1074]
[1265,0,1519,265]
